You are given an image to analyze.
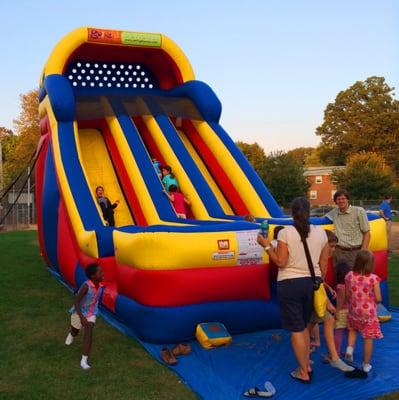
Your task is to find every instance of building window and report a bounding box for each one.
[331,190,337,199]
[310,190,317,199]
[315,176,323,184]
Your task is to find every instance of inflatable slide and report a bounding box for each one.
[36,27,389,343]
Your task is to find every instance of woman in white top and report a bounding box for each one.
[258,197,330,383]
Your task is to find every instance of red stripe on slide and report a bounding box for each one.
[57,200,78,287]
[182,120,250,216]
[117,264,270,307]
[132,116,166,166]
[36,119,50,265]
[78,120,148,226]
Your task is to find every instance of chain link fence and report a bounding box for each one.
[0,169,36,231]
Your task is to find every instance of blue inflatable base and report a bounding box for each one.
[49,268,399,399]
[101,306,399,400]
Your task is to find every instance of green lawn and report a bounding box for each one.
[0,230,398,400]
[392,216,399,223]
[0,231,197,400]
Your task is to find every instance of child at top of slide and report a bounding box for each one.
[152,157,162,179]
[161,165,179,191]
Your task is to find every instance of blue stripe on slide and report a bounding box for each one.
[209,122,284,218]
[56,122,115,256]
[56,122,105,229]
[154,115,226,217]
[42,144,60,270]
[117,220,261,234]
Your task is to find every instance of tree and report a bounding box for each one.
[287,147,314,165]
[236,141,268,181]
[0,128,18,188]
[333,152,395,200]
[316,76,399,172]
[263,151,309,206]
[304,146,323,167]
[3,89,39,186]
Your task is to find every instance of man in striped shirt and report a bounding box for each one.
[326,189,370,269]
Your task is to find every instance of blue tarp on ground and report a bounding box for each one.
[51,269,399,400]
[101,307,399,400]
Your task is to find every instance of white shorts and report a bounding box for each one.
[71,313,96,329]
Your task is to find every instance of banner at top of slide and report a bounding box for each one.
[40,27,195,88]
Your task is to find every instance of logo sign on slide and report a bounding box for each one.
[121,32,162,47]
[88,28,121,44]
[217,239,230,250]
[88,28,162,48]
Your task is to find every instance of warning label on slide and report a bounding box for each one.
[236,230,263,265]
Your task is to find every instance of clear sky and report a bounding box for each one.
[1,0,398,152]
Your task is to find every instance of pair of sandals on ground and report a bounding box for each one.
[243,354,368,398]
[161,343,191,365]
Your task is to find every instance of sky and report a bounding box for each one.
[0,0,398,152]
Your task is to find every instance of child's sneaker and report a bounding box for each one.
[363,363,372,373]
[345,346,354,363]
[80,356,91,370]
[65,333,74,346]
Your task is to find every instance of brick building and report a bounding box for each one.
[304,166,345,206]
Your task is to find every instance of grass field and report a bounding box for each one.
[0,230,398,400]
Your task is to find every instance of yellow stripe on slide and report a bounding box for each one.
[77,129,134,227]
[192,120,271,218]
[176,129,234,215]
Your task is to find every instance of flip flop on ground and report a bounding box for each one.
[290,369,311,384]
[172,343,192,356]
[160,348,177,365]
[243,386,274,398]
[345,368,368,379]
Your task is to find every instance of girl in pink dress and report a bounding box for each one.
[163,184,191,218]
[345,250,383,373]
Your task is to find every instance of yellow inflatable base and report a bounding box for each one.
[195,322,232,349]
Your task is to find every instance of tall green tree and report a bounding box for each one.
[263,151,309,206]
[236,141,268,181]
[333,152,395,200]
[316,76,399,172]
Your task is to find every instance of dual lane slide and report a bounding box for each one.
[37,27,388,342]
[76,109,278,227]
